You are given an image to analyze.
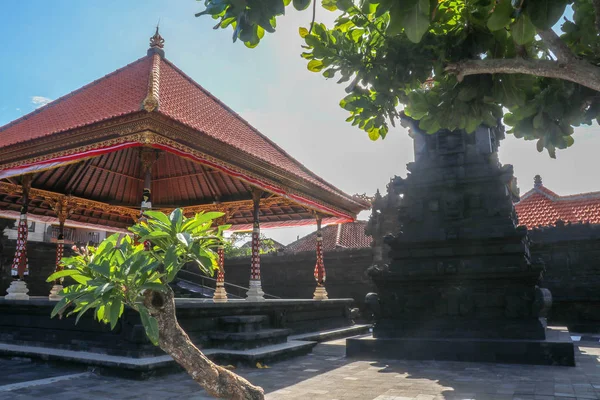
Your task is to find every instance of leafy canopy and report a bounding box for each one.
[47,209,228,345]
[196,0,600,157]
[223,232,279,257]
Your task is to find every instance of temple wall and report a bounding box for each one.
[0,240,71,296]
[220,248,375,309]
[3,228,599,332]
[529,224,600,332]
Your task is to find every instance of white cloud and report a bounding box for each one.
[31,96,53,108]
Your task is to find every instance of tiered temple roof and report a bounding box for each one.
[0,32,369,231]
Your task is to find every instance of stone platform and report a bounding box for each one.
[346,326,575,366]
[0,297,356,358]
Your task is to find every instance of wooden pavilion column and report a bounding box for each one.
[245,189,265,301]
[213,216,228,303]
[49,196,73,300]
[312,213,329,300]
[140,148,156,250]
[5,175,32,300]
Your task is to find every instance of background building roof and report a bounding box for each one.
[285,221,372,253]
[515,175,600,228]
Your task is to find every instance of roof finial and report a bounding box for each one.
[534,175,542,187]
[148,22,165,57]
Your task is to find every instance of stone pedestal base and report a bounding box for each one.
[313,284,329,300]
[347,327,575,366]
[5,280,30,300]
[213,282,228,303]
[245,279,265,301]
[48,285,64,301]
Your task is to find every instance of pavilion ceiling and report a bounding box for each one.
[0,147,329,230]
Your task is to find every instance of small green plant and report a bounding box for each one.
[47,209,264,400]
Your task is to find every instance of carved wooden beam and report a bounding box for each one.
[0,182,141,221]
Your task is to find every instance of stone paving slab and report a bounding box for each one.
[0,338,599,400]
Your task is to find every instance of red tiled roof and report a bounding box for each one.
[515,181,600,229]
[157,59,346,198]
[0,52,357,205]
[285,221,372,253]
[0,57,151,147]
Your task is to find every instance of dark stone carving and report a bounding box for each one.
[349,121,574,366]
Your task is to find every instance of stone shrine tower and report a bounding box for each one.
[349,119,574,365]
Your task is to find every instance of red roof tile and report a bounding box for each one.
[157,59,348,199]
[515,180,600,229]
[285,221,372,253]
[0,57,151,147]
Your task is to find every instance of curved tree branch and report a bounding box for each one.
[445,58,600,92]
[144,289,265,400]
[537,29,576,62]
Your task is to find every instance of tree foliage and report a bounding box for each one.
[223,232,279,258]
[47,209,227,344]
[196,0,600,157]
[47,210,265,398]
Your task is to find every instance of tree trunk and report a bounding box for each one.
[144,289,265,400]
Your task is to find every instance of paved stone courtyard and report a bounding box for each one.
[0,337,599,400]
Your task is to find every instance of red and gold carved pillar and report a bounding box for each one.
[246,189,265,301]
[49,197,71,300]
[313,213,329,300]
[139,149,156,250]
[6,176,32,300]
[213,244,227,302]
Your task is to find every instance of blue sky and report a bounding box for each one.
[1,1,599,244]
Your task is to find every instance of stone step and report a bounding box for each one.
[218,315,269,333]
[207,340,317,367]
[208,328,291,350]
[289,324,371,343]
[0,339,318,377]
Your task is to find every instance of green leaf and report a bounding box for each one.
[164,245,179,281]
[96,233,118,255]
[387,2,405,36]
[109,298,121,330]
[89,261,110,278]
[487,0,513,31]
[524,0,567,30]
[511,14,536,45]
[293,0,312,11]
[169,209,184,232]
[536,138,545,152]
[139,307,159,346]
[299,27,309,38]
[533,112,545,129]
[336,0,354,11]
[46,269,84,283]
[308,59,324,72]
[322,0,338,11]
[563,135,574,147]
[75,299,99,325]
[94,283,114,296]
[401,0,430,43]
[457,85,478,102]
[50,296,70,318]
